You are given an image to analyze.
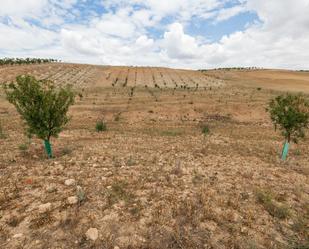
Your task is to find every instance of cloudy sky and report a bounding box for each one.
[0,0,308,69]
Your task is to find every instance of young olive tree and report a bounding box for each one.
[4,75,75,158]
[267,93,309,160]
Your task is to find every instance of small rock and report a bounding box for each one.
[105,171,113,177]
[200,221,217,232]
[85,228,99,241]
[46,185,57,193]
[114,246,120,249]
[38,203,52,213]
[65,179,75,186]
[13,233,23,239]
[240,227,248,234]
[67,196,78,205]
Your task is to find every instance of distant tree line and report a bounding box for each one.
[0,58,58,66]
[199,67,262,72]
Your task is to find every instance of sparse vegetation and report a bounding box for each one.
[0,57,57,66]
[0,121,5,139]
[0,64,308,249]
[256,190,290,219]
[201,124,210,135]
[95,120,107,132]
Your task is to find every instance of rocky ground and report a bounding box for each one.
[0,64,308,249]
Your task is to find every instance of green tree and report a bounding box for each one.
[4,75,75,158]
[267,93,309,160]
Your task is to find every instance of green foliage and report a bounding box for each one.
[267,94,309,143]
[4,75,75,142]
[0,57,57,66]
[201,125,210,135]
[18,143,29,151]
[95,120,107,132]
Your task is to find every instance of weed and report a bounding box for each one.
[127,156,136,166]
[294,149,301,156]
[192,170,204,185]
[76,186,86,204]
[106,181,134,206]
[256,190,290,219]
[0,121,6,139]
[6,215,24,227]
[170,159,183,176]
[61,146,73,156]
[160,129,183,137]
[201,125,210,135]
[18,143,29,152]
[291,215,308,235]
[287,239,309,249]
[30,212,54,229]
[96,120,107,132]
[114,112,121,122]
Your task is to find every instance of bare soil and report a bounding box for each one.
[0,64,308,249]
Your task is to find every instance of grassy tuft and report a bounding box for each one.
[201,125,210,135]
[95,120,107,132]
[256,190,290,219]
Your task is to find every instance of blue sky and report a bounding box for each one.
[0,0,308,69]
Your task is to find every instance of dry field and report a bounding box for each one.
[206,69,309,93]
[0,63,308,249]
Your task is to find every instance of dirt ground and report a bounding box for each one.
[0,64,308,249]
[206,69,309,93]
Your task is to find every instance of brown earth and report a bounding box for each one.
[206,69,309,93]
[0,64,308,249]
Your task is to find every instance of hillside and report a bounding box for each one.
[205,69,309,93]
[0,64,308,249]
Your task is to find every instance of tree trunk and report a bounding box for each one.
[44,140,53,158]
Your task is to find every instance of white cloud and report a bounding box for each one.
[0,0,48,17]
[215,5,247,22]
[162,23,199,60]
[0,0,309,69]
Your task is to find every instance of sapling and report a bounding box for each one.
[4,75,75,158]
[267,93,309,160]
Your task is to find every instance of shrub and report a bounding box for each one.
[95,120,107,132]
[18,143,29,151]
[267,93,309,160]
[4,75,75,158]
[256,190,290,219]
[201,125,210,135]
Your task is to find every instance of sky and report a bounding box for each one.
[0,0,309,69]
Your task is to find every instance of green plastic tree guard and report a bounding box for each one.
[281,141,289,161]
[44,140,53,158]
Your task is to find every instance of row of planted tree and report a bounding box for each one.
[0,58,58,66]
[1,75,309,160]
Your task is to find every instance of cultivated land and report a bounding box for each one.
[0,64,308,249]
